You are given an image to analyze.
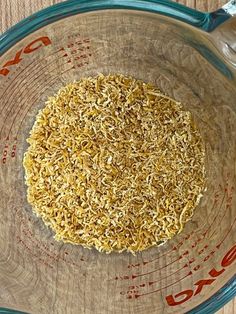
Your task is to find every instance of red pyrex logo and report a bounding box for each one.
[166,244,236,306]
[0,36,52,76]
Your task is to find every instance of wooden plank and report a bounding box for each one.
[0,0,229,32]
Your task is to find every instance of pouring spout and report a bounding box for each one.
[223,0,236,16]
[209,10,236,70]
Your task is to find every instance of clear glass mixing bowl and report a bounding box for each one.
[0,1,236,313]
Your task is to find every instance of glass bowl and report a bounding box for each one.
[0,0,236,313]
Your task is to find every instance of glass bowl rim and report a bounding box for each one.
[0,1,235,313]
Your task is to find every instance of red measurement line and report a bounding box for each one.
[133,271,192,299]
[14,59,89,138]
[208,187,233,239]
[202,185,227,232]
[0,59,38,109]
[127,195,222,270]
[127,185,229,270]
[0,48,64,116]
[209,202,230,240]
[0,54,68,139]
[127,234,192,269]
[6,61,71,138]
[123,266,189,299]
[204,190,226,235]
[189,187,227,243]
[1,49,64,118]
[1,47,88,139]
[15,207,86,266]
[131,255,183,279]
[216,217,236,250]
[134,263,188,288]
[15,65,74,137]
[16,235,54,269]
[1,59,70,140]
[182,218,236,272]
[143,247,182,267]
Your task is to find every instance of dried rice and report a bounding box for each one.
[23,74,205,253]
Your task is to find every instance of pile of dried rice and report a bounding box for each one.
[23,74,205,253]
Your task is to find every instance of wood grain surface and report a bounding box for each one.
[0,0,235,313]
[0,0,229,33]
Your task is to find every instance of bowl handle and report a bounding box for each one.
[0,0,235,55]
[222,0,236,16]
[205,0,236,31]
[208,1,236,70]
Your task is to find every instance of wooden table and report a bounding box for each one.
[0,0,235,313]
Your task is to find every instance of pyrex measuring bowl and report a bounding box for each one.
[0,1,236,313]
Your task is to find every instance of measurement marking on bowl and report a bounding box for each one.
[115,180,234,295]
[189,178,230,240]
[1,140,17,164]
[14,207,86,269]
[120,271,190,296]
[0,47,64,112]
[0,54,70,138]
[204,190,226,231]
[125,240,236,301]
[0,64,74,144]
[16,235,54,269]
[15,209,56,266]
[16,234,83,269]
[16,234,85,269]
[14,65,75,138]
[127,272,193,299]
[12,49,89,137]
[62,37,91,66]
[2,67,74,165]
[0,37,54,124]
[216,215,236,250]
[126,228,207,271]
[0,36,92,138]
[119,256,184,281]
[205,180,230,232]
[117,244,207,289]
[0,36,52,77]
[119,264,190,296]
[122,218,236,301]
[2,51,92,139]
[209,185,234,239]
[195,184,232,245]
[126,180,231,270]
[114,182,229,280]
[165,241,236,306]
[127,234,192,269]
[122,217,236,300]
[184,192,235,266]
[6,61,72,135]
